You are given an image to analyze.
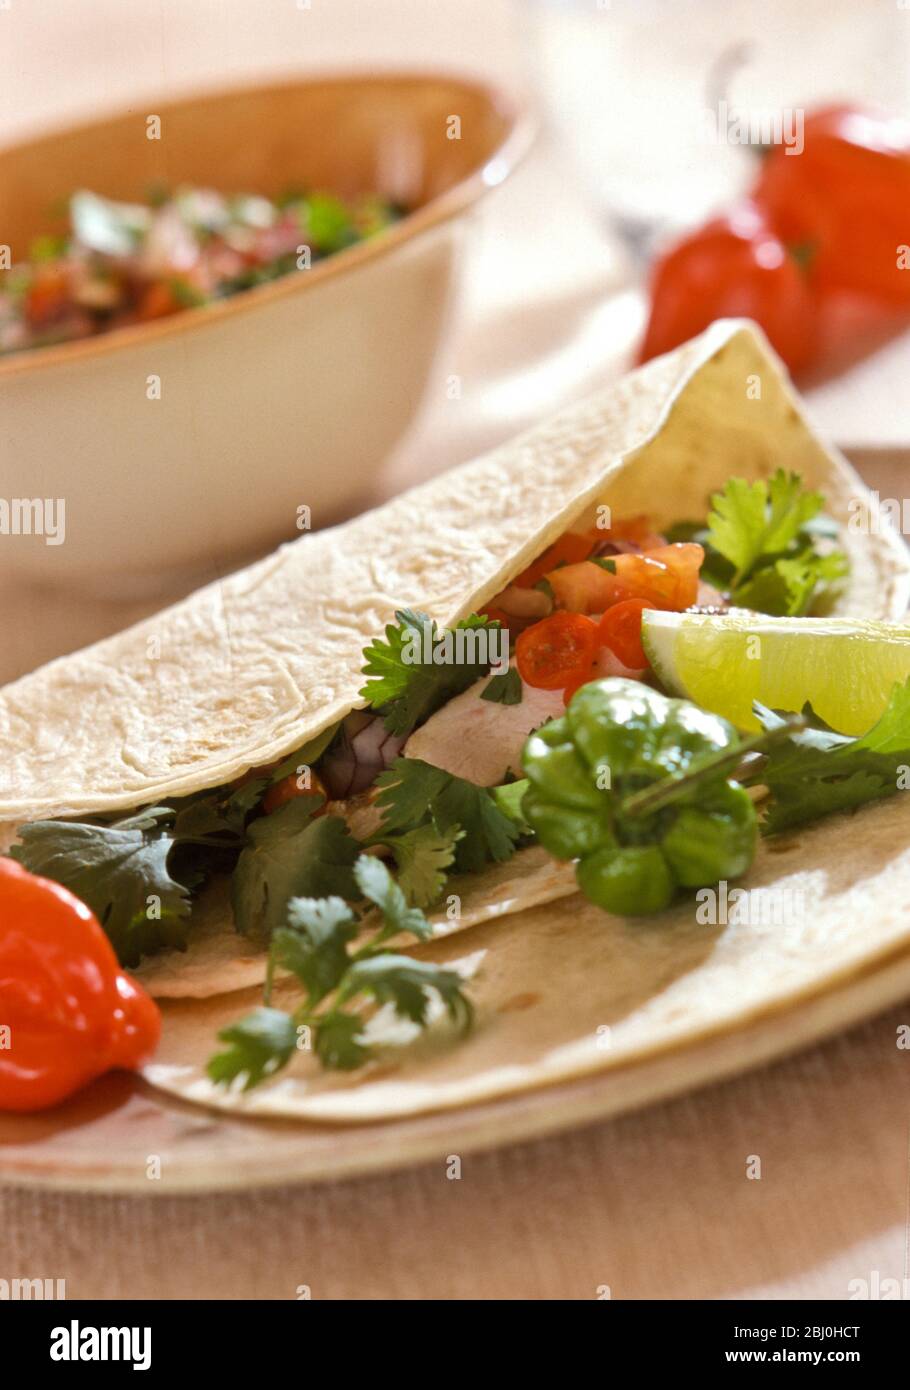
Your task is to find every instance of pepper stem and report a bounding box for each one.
[619,715,806,820]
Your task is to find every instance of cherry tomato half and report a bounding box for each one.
[597,599,655,670]
[639,203,817,375]
[515,612,599,690]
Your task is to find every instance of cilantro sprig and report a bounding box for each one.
[208,854,474,1083]
[359,609,505,736]
[481,667,523,705]
[11,810,194,966]
[231,799,358,944]
[668,471,847,616]
[750,680,910,834]
[370,822,463,908]
[373,757,522,875]
[8,743,355,965]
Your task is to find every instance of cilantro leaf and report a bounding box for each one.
[314,1012,369,1070]
[374,757,451,831]
[275,896,358,1005]
[264,723,340,786]
[378,823,462,908]
[490,777,533,833]
[433,775,523,872]
[764,469,825,554]
[359,609,503,736]
[337,953,474,1032]
[706,477,769,579]
[353,853,433,941]
[304,192,357,254]
[734,548,849,618]
[751,681,910,834]
[481,667,523,705]
[704,471,847,615]
[375,757,521,874]
[10,817,192,966]
[206,1007,299,1090]
[171,779,266,844]
[231,802,358,943]
[708,471,822,581]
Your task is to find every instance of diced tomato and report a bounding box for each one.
[24,265,70,326]
[546,560,633,614]
[610,542,703,610]
[597,599,654,670]
[515,612,599,690]
[262,769,328,815]
[513,532,596,589]
[136,281,182,321]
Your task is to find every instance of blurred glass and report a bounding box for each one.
[527,0,910,255]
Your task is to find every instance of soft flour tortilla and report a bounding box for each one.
[133,846,577,999]
[146,794,910,1120]
[1,320,906,826]
[1,320,910,1057]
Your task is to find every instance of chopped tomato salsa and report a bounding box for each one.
[1,186,401,355]
[494,513,704,699]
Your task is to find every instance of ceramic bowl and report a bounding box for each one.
[0,72,532,584]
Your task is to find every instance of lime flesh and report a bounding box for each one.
[641,610,910,734]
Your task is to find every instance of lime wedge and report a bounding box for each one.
[641,610,910,734]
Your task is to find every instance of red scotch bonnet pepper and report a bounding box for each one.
[0,858,160,1111]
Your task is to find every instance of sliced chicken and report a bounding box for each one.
[403,671,565,786]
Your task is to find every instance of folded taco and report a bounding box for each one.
[3,320,910,1121]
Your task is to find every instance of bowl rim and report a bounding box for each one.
[0,68,535,380]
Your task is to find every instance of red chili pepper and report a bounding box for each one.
[754,106,910,304]
[597,598,655,670]
[639,203,817,374]
[0,858,160,1112]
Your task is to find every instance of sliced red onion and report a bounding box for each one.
[320,711,406,799]
[591,538,643,558]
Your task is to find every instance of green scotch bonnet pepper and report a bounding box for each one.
[520,678,757,915]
